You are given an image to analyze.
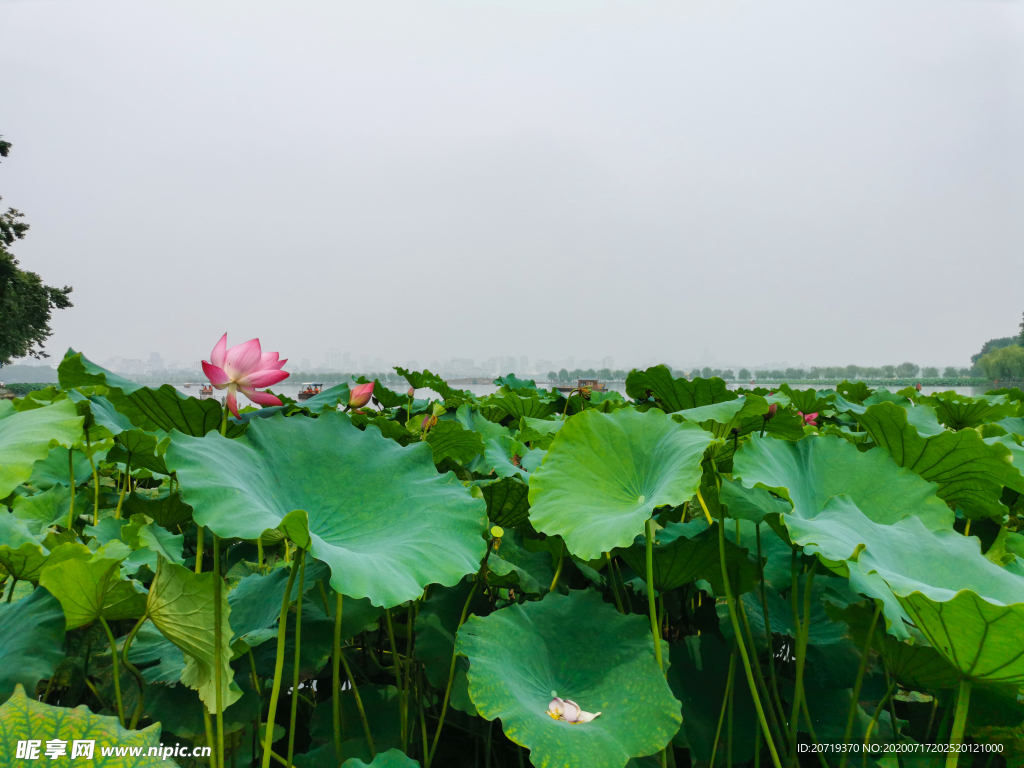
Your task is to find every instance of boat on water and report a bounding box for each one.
[555,378,607,395]
[184,382,192,388]
[198,385,214,399]
[298,382,324,401]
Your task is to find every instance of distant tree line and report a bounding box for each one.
[973,311,1024,382]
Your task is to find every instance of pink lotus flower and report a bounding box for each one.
[202,334,289,418]
[798,411,818,427]
[349,381,375,409]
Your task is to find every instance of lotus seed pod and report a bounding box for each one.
[490,525,504,539]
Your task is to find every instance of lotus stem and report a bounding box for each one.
[800,698,830,768]
[5,577,16,603]
[861,679,896,768]
[404,602,416,746]
[195,526,204,574]
[67,449,75,530]
[261,550,301,768]
[606,552,625,613]
[838,602,882,768]
[549,551,564,592]
[727,647,736,768]
[738,598,787,757]
[945,679,972,768]
[788,559,818,761]
[710,649,737,768]
[99,616,125,727]
[248,649,262,763]
[332,590,343,761]
[429,543,491,768]
[203,705,217,768]
[213,535,225,768]
[114,457,131,519]
[287,549,306,766]
[644,518,663,671]
[339,642,375,758]
[257,538,264,568]
[85,429,100,520]
[384,609,407,749]
[708,489,783,768]
[122,615,148,729]
[755,525,788,734]
[964,519,971,537]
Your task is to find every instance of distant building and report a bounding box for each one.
[520,355,529,373]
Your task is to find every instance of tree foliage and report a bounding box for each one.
[0,136,73,366]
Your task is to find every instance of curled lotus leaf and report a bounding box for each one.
[166,411,487,608]
[625,365,736,413]
[733,433,952,529]
[787,494,1024,679]
[457,590,681,768]
[341,749,421,768]
[529,408,715,560]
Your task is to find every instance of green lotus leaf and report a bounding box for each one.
[305,684,404,764]
[481,476,530,527]
[674,396,764,430]
[38,553,147,630]
[515,415,564,449]
[146,559,241,713]
[126,623,186,684]
[289,382,352,412]
[483,391,558,422]
[341,749,420,768]
[787,494,1024,677]
[26,445,96,490]
[0,399,83,498]
[122,492,193,530]
[919,392,1017,431]
[122,523,185,573]
[59,351,244,438]
[424,420,484,465]
[483,436,543,479]
[528,408,717,560]
[0,684,168,767]
[0,587,66,703]
[12,485,89,535]
[832,390,945,437]
[493,374,537,391]
[998,417,1024,438]
[719,477,791,524]
[396,367,472,404]
[371,381,409,410]
[141,674,261,743]
[457,590,680,768]
[617,518,758,596]
[778,384,836,416]
[166,412,486,608]
[625,366,736,413]
[732,433,952,529]
[853,401,1024,519]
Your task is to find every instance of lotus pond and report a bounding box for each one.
[1,346,1024,768]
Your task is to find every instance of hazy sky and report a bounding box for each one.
[3,0,1023,371]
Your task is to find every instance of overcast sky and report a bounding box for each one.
[3,0,1023,371]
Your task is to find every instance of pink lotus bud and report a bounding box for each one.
[915,383,922,392]
[408,386,415,397]
[803,412,818,426]
[765,403,777,420]
[349,381,375,409]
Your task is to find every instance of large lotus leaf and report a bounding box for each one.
[424,420,484,465]
[59,350,245,438]
[617,518,758,595]
[998,417,1024,438]
[833,390,945,437]
[38,553,147,630]
[0,684,168,767]
[0,587,66,703]
[122,492,193,530]
[341,750,420,768]
[146,559,241,713]
[166,412,486,608]
[529,408,715,560]
[787,495,1024,676]
[481,476,530,527]
[26,445,96,490]
[516,415,564,449]
[484,391,558,422]
[0,399,83,498]
[457,590,680,768]
[733,433,952,529]
[625,365,736,413]
[122,523,185,574]
[778,384,836,416]
[289,383,352,413]
[126,623,186,684]
[667,635,756,763]
[12,485,89,535]
[854,402,1024,519]
[719,477,791,524]
[396,367,473,404]
[920,392,1017,431]
[484,436,544,479]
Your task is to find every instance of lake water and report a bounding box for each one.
[170,380,992,409]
